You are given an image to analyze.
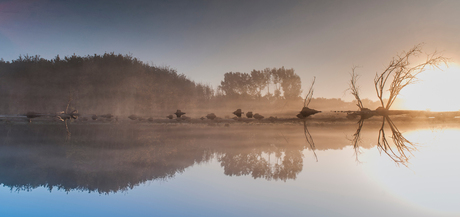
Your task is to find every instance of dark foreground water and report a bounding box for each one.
[0,118,458,217]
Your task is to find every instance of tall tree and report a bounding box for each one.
[250,69,269,98]
[271,68,282,96]
[279,68,302,100]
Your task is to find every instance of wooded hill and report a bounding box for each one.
[0,53,214,115]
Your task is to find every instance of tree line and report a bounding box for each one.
[0,53,363,116]
[0,53,216,115]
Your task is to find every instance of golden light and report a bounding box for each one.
[397,63,460,111]
[363,128,460,213]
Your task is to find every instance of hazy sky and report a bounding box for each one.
[1,0,459,100]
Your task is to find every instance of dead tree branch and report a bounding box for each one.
[304,77,316,107]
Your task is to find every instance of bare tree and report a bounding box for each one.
[347,68,375,120]
[348,66,364,110]
[374,43,448,110]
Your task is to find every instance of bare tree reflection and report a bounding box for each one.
[351,116,416,167]
[64,120,71,141]
[376,116,416,166]
[303,120,317,162]
[57,93,79,141]
[351,118,365,163]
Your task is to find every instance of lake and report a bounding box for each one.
[0,118,458,217]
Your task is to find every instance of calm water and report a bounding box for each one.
[0,118,458,217]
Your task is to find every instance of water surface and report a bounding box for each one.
[0,119,458,216]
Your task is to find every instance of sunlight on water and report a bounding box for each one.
[362,127,460,215]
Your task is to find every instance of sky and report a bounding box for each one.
[1,0,460,103]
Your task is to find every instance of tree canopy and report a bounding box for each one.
[218,67,302,100]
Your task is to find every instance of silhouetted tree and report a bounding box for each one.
[347,44,447,118]
[374,43,448,111]
[219,72,252,98]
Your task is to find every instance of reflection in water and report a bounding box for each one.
[303,120,317,162]
[352,115,416,167]
[64,119,71,141]
[351,118,365,163]
[0,123,312,193]
[377,116,416,166]
[218,147,303,181]
[0,119,439,194]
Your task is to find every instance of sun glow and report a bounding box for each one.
[397,63,460,111]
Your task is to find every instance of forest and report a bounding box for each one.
[0,53,363,117]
